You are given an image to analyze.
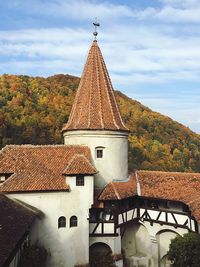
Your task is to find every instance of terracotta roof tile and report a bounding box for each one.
[0,145,94,192]
[99,170,200,223]
[137,170,200,223]
[98,175,137,200]
[62,41,129,132]
[62,154,97,175]
[0,194,38,266]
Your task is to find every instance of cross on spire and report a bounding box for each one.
[93,18,100,41]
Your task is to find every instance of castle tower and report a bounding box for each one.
[62,38,129,188]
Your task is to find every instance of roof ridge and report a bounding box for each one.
[63,153,81,172]
[111,182,121,200]
[63,153,97,175]
[1,144,89,149]
[95,45,104,128]
[87,47,94,129]
[64,153,95,171]
[138,170,200,175]
[97,46,119,129]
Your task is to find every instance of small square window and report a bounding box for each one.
[76,175,84,186]
[96,149,103,158]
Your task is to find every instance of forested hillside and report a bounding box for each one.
[0,74,200,172]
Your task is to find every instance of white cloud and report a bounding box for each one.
[1,0,200,132]
[155,6,200,23]
[8,0,133,20]
[1,24,200,85]
[5,0,200,24]
[160,0,200,8]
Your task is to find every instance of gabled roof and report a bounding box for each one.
[62,154,97,175]
[0,194,38,267]
[0,145,95,193]
[62,41,129,132]
[99,170,200,223]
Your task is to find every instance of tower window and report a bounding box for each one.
[58,216,66,228]
[70,216,78,227]
[95,146,105,159]
[76,175,84,186]
[97,149,103,158]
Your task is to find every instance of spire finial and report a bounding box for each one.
[93,18,100,41]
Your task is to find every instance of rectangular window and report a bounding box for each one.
[96,149,103,158]
[76,175,84,186]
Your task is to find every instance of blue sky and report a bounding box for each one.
[0,0,200,133]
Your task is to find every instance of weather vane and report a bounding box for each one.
[93,18,100,41]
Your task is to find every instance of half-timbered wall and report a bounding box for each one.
[90,196,197,267]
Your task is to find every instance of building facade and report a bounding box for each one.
[1,37,200,267]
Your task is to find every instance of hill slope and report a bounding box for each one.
[0,74,199,172]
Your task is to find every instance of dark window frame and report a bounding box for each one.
[58,216,66,228]
[96,149,103,158]
[76,175,84,186]
[70,216,78,227]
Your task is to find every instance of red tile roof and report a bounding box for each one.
[138,170,200,223]
[0,194,38,266]
[99,170,200,223]
[98,175,137,200]
[0,145,95,192]
[62,41,129,132]
[62,154,97,175]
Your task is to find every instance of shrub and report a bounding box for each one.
[19,243,48,267]
[168,232,200,267]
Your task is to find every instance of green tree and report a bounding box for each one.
[168,232,200,267]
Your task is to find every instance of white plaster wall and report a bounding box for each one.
[89,222,115,234]
[121,221,189,267]
[142,221,189,238]
[63,130,128,188]
[156,231,178,261]
[8,175,94,267]
[90,232,121,256]
[141,221,188,267]
[122,223,151,258]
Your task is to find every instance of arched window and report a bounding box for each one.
[58,216,66,228]
[70,216,78,227]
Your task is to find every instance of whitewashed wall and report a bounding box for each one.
[8,175,94,267]
[121,221,189,267]
[64,130,128,188]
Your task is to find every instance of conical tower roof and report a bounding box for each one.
[63,40,129,132]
